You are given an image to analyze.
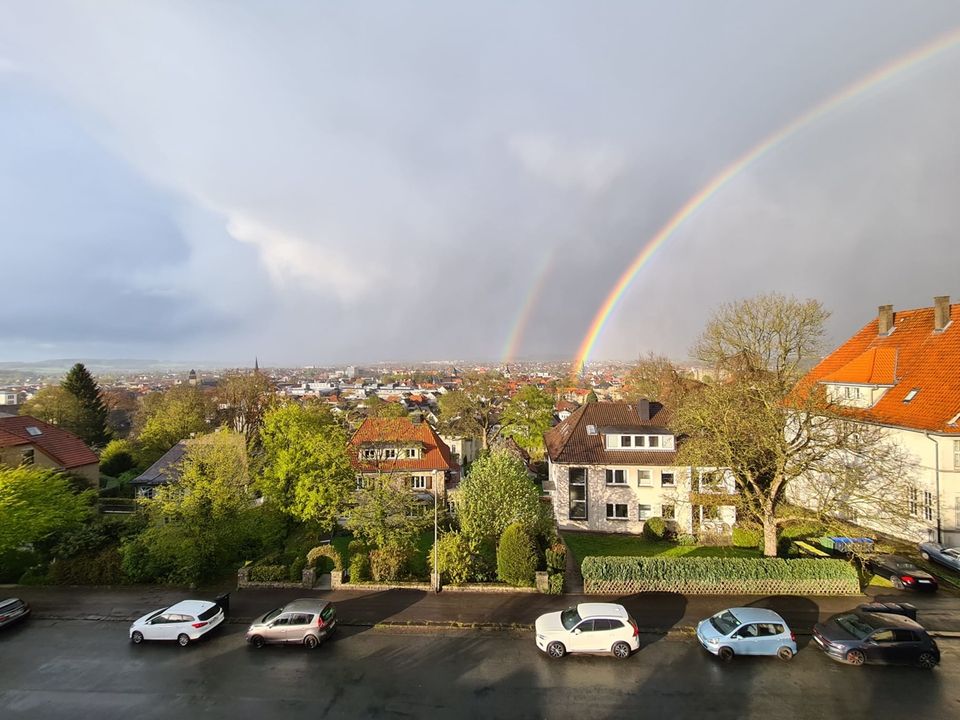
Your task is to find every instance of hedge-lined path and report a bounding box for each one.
[563,541,584,594]
[9,583,960,635]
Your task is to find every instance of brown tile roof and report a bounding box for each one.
[350,417,456,472]
[0,415,99,469]
[802,302,960,433]
[544,401,678,466]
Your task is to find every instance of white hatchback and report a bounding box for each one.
[535,603,640,659]
[130,600,225,647]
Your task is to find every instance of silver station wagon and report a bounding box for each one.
[246,599,337,649]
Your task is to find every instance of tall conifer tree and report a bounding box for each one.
[61,363,111,447]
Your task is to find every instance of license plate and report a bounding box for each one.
[918,580,930,583]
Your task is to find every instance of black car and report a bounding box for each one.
[813,611,939,669]
[0,598,31,629]
[866,554,939,591]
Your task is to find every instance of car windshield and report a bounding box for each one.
[710,610,740,635]
[262,608,282,623]
[560,608,582,630]
[834,614,874,640]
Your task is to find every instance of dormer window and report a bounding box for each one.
[620,435,632,447]
[903,388,920,403]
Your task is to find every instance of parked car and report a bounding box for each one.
[535,602,639,659]
[130,600,225,647]
[0,598,31,629]
[918,542,960,572]
[866,554,939,591]
[812,610,939,669]
[246,599,337,649]
[696,607,797,661]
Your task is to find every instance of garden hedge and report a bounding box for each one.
[581,556,859,595]
[248,564,289,583]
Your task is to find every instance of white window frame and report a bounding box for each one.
[605,469,627,485]
[620,435,632,448]
[638,504,652,521]
[606,503,629,520]
[637,469,653,486]
[661,472,676,487]
[411,476,427,490]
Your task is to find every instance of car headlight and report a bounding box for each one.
[708,638,719,645]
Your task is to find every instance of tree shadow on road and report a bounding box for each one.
[615,591,687,649]
[330,589,424,636]
[745,595,820,648]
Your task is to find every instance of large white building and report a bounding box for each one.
[543,400,735,535]
[792,297,960,545]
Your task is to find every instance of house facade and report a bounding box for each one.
[130,440,189,498]
[350,417,459,500]
[543,400,735,535]
[0,415,99,484]
[790,297,960,545]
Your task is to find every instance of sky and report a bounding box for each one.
[1,1,959,366]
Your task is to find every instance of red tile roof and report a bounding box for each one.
[350,417,456,472]
[802,302,960,433]
[0,415,99,469]
[544,401,678,466]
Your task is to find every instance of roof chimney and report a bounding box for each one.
[878,305,894,336]
[637,398,650,421]
[934,296,951,332]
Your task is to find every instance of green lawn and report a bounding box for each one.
[562,532,761,566]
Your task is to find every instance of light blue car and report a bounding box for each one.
[696,607,797,662]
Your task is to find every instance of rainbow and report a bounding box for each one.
[571,27,960,376]
[502,251,556,363]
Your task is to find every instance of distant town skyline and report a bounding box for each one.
[2,2,960,365]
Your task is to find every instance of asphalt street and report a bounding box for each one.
[2,619,959,720]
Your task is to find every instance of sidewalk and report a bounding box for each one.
[10,583,960,635]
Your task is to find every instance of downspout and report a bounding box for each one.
[924,433,942,544]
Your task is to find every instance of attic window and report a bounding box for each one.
[586,424,597,436]
[25,426,42,436]
[903,388,920,403]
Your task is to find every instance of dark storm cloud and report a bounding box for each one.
[1,1,959,364]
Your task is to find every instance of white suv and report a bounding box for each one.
[535,602,639,659]
[130,600,225,647]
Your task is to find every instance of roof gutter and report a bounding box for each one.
[923,432,943,544]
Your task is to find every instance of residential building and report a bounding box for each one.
[791,297,960,545]
[543,400,735,535]
[350,417,459,501]
[439,434,479,468]
[0,415,99,485]
[130,441,188,499]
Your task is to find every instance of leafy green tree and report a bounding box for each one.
[20,385,82,430]
[456,449,542,545]
[585,389,598,403]
[499,385,554,459]
[0,466,92,554]
[497,522,538,587]
[61,363,111,447]
[437,373,505,450]
[135,386,211,466]
[216,371,275,443]
[258,402,354,531]
[99,439,137,478]
[346,478,429,551]
[428,531,474,585]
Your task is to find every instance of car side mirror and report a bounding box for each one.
[573,629,581,635]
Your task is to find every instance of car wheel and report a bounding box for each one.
[846,649,865,666]
[612,642,631,659]
[177,634,190,647]
[777,646,794,661]
[304,634,320,649]
[546,641,566,659]
[891,576,904,590]
[249,635,265,649]
[131,631,144,645]
[920,551,930,560]
[918,652,938,670]
[718,646,734,662]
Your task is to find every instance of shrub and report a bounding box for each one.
[306,544,343,572]
[581,556,859,594]
[248,564,289,583]
[547,572,564,595]
[349,552,371,582]
[642,516,668,541]
[497,523,537,587]
[49,548,127,585]
[732,524,762,549]
[348,539,368,559]
[0,549,41,583]
[100,439,138,478]
[429,532,475,585]
[369,545,409,582]
[545,543,566,574]
[288,555,307,582]
[676,533,696,546]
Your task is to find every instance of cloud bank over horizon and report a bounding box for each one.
[2,1,959,366]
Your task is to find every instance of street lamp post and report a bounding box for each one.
[433,485,440,593]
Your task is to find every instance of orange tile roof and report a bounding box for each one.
[0,415,99,468]
[802,303,960,433]
[349,417,456,472]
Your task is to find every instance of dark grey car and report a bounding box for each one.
[0,598,31,629]
[813,611,939,669]
[246,599,337,649]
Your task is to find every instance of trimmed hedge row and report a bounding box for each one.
[581,556,859,595]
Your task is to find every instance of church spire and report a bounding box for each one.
[254,356,259,373]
